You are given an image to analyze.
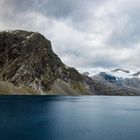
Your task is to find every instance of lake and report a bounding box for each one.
[0,96,140,140]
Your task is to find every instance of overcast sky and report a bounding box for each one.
[0,0,139,74]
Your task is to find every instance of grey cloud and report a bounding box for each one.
[64,54,120,69]
[12,0,86,18]
[0,0,104,32]
[13,0,103,18]
[107,3,140,47]
[0,0,139,73]
[58,44,121,69]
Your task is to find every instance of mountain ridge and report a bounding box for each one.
[0,30,95,95]
[92,71,140,95]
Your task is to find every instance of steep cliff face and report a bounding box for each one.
[0,30,94,95]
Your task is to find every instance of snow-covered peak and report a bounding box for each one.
[79,68,140,79]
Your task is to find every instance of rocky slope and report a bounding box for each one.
[92,72,140,95]
[0,30,95,95]
[0,30,139,95]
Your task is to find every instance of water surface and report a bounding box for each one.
[0,96,140,140]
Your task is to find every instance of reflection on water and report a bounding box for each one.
[0,96,140,140]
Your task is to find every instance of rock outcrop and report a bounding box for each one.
[0,30,95,95]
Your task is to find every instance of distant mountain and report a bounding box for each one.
[82,72,90,76]
[92,70,140,95]
[0,30,139,95]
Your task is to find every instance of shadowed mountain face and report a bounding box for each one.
[0,30,139,95]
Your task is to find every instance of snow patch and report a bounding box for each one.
[26,33,35,39]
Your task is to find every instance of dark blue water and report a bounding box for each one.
[0,96,140,140]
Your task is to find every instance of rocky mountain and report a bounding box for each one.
[92,71,140,95]
[0,30,95,95]
[0,30,139,95]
